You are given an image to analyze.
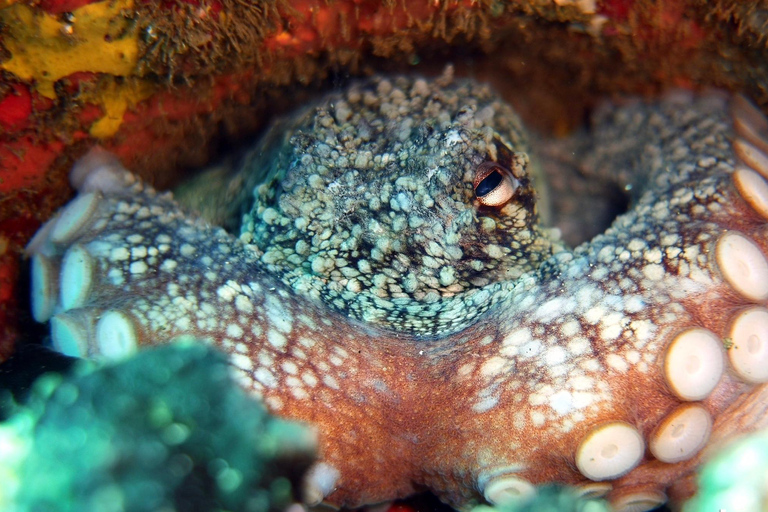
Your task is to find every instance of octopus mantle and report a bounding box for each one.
[25,74,768,511]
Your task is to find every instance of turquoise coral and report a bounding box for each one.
[685,428,768,512]
[0,343,315,512]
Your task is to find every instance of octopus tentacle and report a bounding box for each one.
[26,76,768,512]
[28,158,417,503]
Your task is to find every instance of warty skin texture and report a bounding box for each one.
[26,73,768,511]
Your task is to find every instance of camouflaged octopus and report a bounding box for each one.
[26,70,768,511]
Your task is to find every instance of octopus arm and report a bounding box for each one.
[407,92,768,508]
[26,149,435,506]
[26,87,768,511]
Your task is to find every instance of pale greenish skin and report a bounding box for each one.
[27,72,768,510]
[236,74,560,337]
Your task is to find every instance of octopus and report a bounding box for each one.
[24,68,768,512]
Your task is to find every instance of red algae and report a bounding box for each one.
[0,0,767,355]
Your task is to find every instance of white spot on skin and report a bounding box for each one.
[572,391,597,409]
[529,393,546,407]
[302,372,318,387]
[485,244,505,259]
[323,375,340,389]
[606,353,629,372]
[624,295,645,313]
[597,245,615,263]
[107,267,124,285]
[561,319,581,337]
[590,267,608,281]
[626,350,641,364]
[217,283,238,302]
[519,340,542,358]
[500,329,532,356]
[254,368,277,388]
[600,312,625,340]
[226,323,244,339]
[282,361,298,374]
[581,359,600,372]
[535,297,575,321]
[600,323,623,341]
[473,395,499,413]
[258,351,273,367]
[235,294,253,313]
[131,246,147,259]
[445,130,463,145]
[644,248,663,263]
[584,306,605,324]
[643,264,665,281]
[130,261,148,274]
[267,330,287,349]
[479,334,494,346]
[481,357,508,379]
[160,259,177,272]
[568,375,594,391]
[549,390,574,415]
[567,337,590,356]
[265,396,283,410]
[545,346,567,366]
[265,294,293,334]
[231,353,253,371]
[231,368,253,388]
[457,363,474,377]
[110,247,130,261]
[661,234,679,246]
[630,319,656,345]
[298,314,317,329]
[180,244,196,257]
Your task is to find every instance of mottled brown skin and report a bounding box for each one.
[25,76,768,511]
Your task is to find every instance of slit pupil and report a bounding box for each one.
[475,169,503,197]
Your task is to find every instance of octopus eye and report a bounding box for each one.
[473,161,519,206]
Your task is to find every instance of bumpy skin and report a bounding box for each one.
[238,74,558,337]
[26,73,768,511]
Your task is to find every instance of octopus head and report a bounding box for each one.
[239,75,560,336]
